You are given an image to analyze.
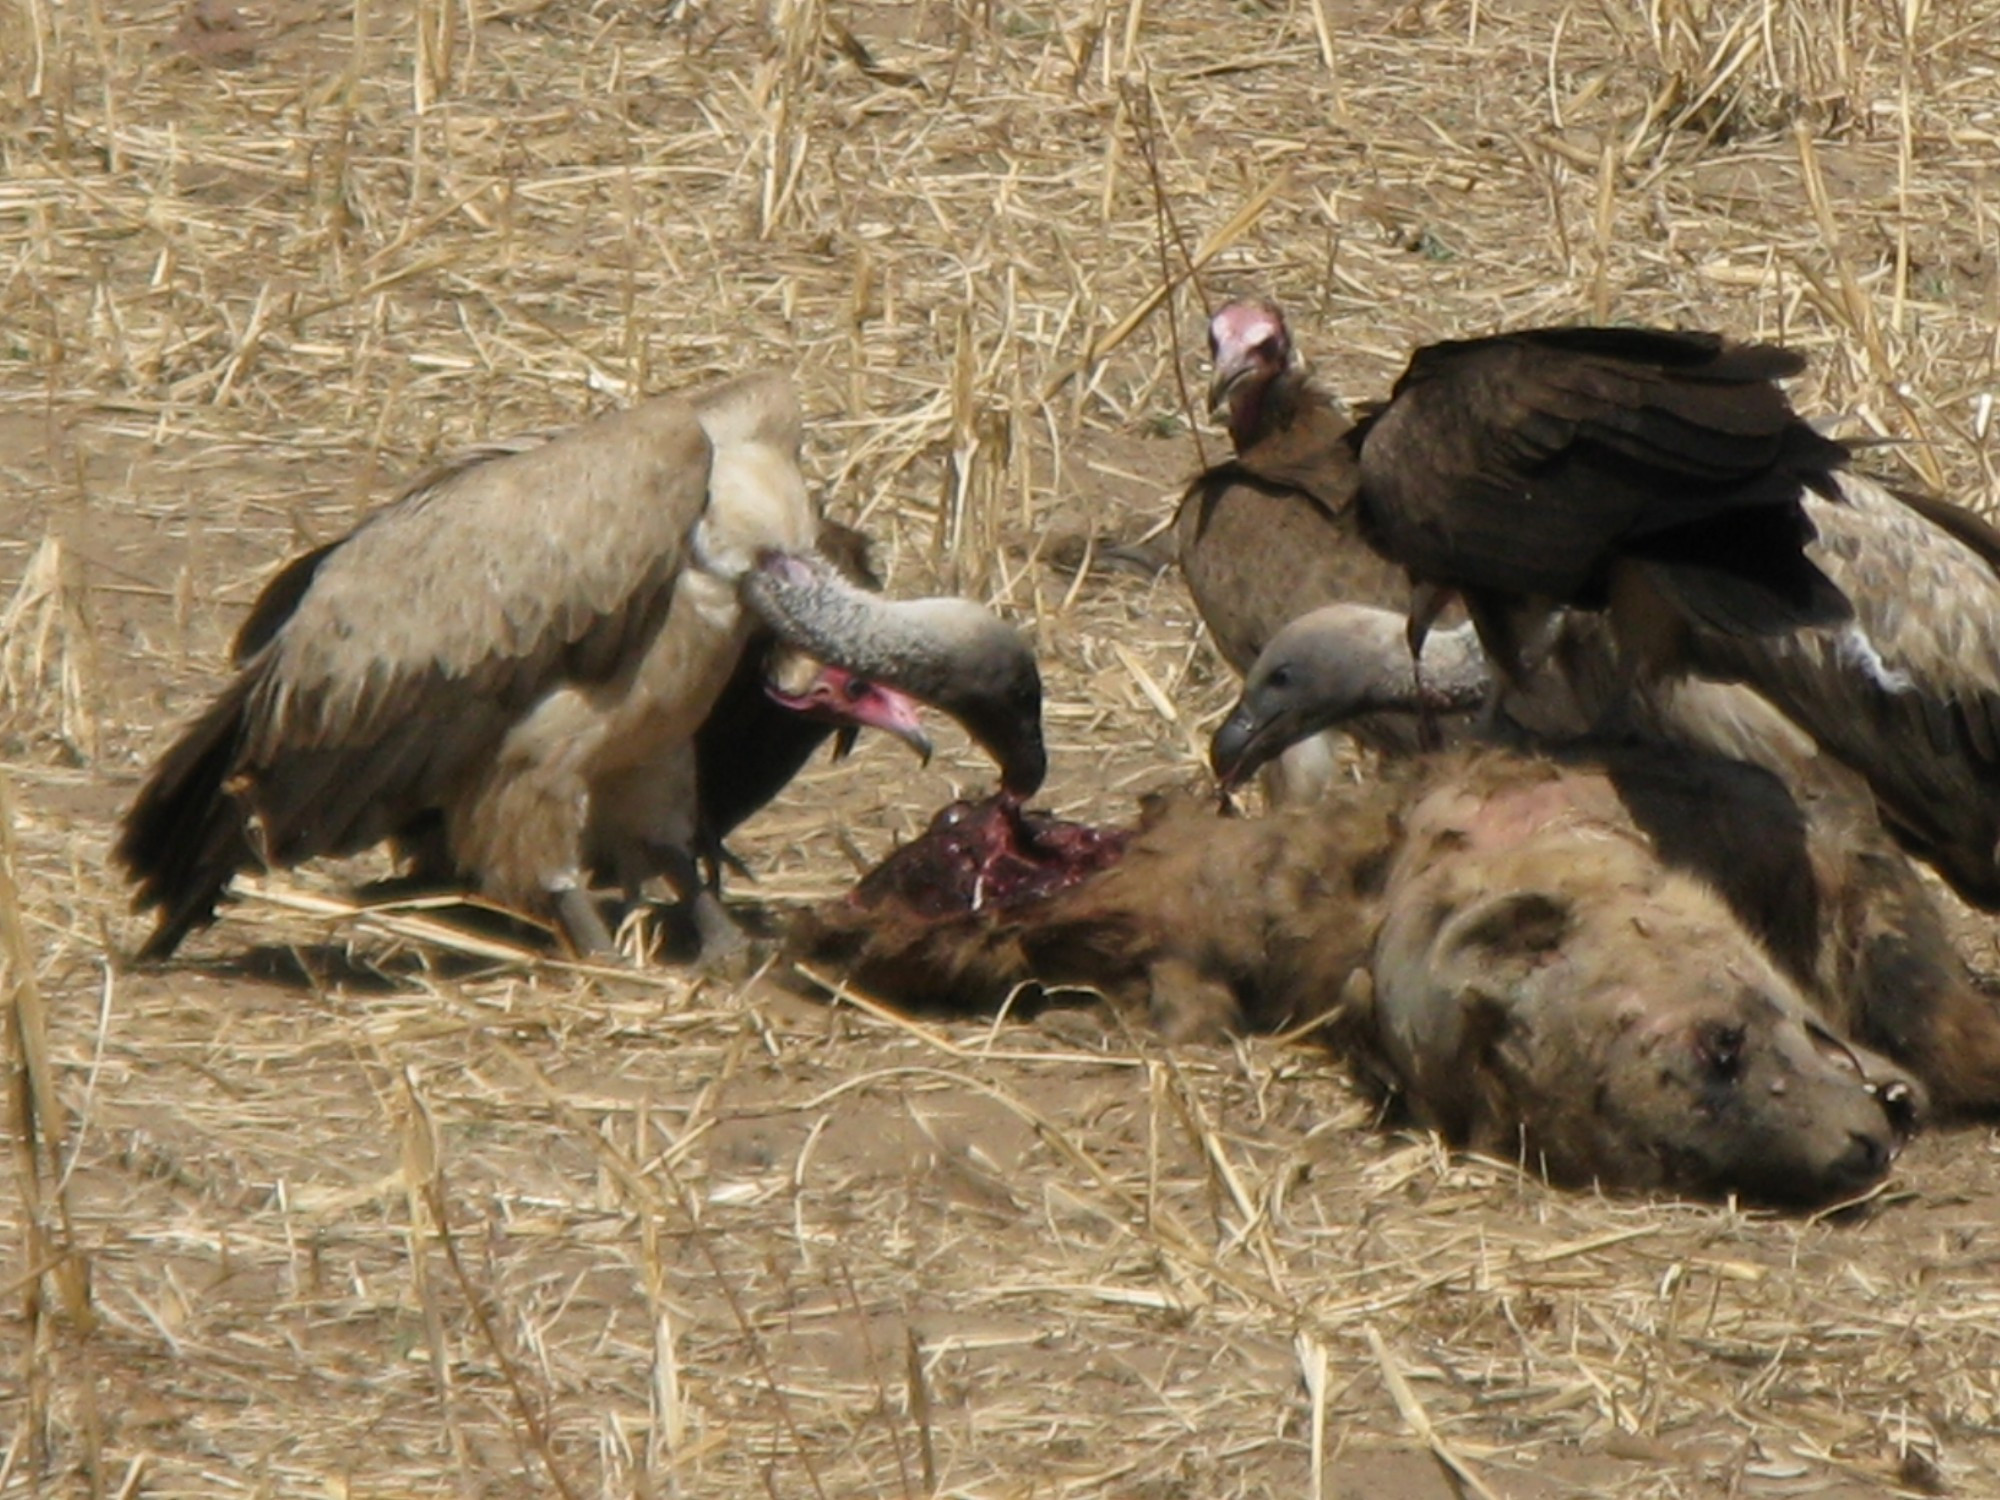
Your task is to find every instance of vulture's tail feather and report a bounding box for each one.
[115,676,259,959]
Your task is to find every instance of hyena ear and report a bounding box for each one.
[1438,889,1572,975]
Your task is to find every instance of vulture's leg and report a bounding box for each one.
[649,843,750,962]
[554,886,620,959]
[1405,582,1455,751]
[1461,594,1564,741]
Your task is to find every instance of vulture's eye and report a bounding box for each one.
[844,677,870,701]
[1258,336,1282,360]
[1267,665,1293,690]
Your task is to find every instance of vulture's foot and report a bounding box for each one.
[554,887,622,961]
[687,890,753,967]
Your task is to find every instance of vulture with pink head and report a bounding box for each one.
[118,372,1044,960]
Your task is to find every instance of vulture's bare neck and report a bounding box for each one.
[1360,616,1491,717]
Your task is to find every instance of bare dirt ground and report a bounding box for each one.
[4,0,2000,1495]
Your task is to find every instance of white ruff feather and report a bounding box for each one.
[1836,625,1915,694]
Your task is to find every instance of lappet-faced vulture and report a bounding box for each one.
[117,372,1044,960]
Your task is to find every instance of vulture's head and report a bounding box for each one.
[765,654,934,763]
[745,552,1048,797]
[894,598,1047,797]
[1206,297,1293,435]
[1210,603,1411,788]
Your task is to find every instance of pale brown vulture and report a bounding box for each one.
[117,372,1044,959]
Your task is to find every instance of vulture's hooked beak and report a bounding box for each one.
[1206,356,1258,419]
[767,663,934,763]
[1208,700,1283,793]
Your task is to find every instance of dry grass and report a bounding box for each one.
[4,0,2000,1494]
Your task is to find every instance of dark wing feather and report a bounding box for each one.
[115,674,260,958]
[1357,327,1849,626]
[232,541,342,665]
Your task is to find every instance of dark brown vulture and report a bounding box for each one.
[1177,297,1408,677]
[1351,324,1853,682]
[117,372,1044,960]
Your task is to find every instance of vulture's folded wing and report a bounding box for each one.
[1356,328,1847,605]
[1687,471,2000,905]
[118,391,726,942]
[247,393,719,760]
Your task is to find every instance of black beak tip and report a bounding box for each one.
[1208,712,1257,789]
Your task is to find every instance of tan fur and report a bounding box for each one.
[800,743,1989,1202]
[1365,761,1916,1203]
[792,777,1411,1042]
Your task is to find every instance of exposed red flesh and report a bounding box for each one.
[850,795,1129,920]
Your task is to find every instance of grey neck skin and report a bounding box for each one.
[1363,619,1491,717]
[740,551,995,700]
[1214,605,1494,786]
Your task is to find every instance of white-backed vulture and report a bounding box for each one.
[117,372,1044,959]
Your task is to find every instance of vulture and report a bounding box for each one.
[117,372,1045,960]
[1178,297,1408,677]
[1174,299,1424,796]
[1350,323,1853,684]
[231,513,935,913]
[1199,296,2000,911]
